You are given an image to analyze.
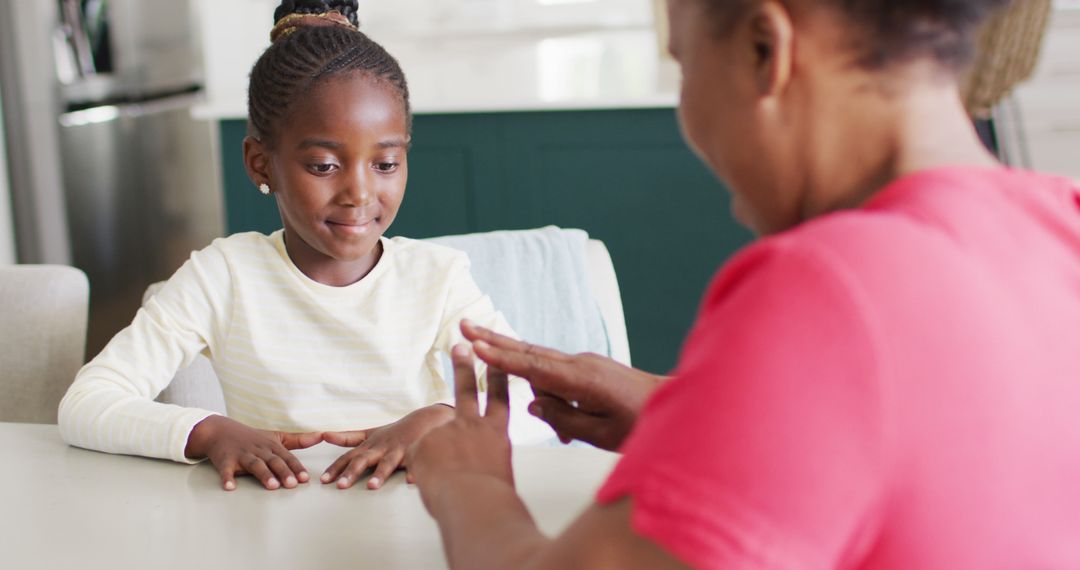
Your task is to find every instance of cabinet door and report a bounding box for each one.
[389,114,501,239]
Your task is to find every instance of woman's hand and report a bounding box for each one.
[461,319,664,451]
[185,415,323,491]
[320,404,455,490]
[406,344,515,516]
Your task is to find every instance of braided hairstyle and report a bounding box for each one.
[248,0,411,147]
[705,0,1012,70]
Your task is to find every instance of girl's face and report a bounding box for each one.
[260,73,409,272]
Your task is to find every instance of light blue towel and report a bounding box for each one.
[426,226,610,358]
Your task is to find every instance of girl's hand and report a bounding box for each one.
[321,404,455,490]
[406,344,515,515]
[185,415,323,491]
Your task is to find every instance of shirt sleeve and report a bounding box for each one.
[58,244,234,464]
[434,252,556,445]
[596,239,888,569]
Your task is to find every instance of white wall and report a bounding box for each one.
[1001,5,1080,180]
[0,88,16,265]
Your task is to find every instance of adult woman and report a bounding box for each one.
[406,0,1080,567]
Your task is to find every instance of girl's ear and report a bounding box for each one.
[243,136,272,188]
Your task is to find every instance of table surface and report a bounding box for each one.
[0,423,619,570]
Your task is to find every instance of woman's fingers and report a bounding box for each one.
[367,450,405,490]
[529,396,607,447]
[452,344,480,417]
[472,339,581,398]
[460,320,569,361]
[485,367,510,425]
[322,430,368,448]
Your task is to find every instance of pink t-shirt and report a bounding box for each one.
[597,167,1080,568]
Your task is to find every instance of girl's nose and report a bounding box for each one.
[339,174,374,207]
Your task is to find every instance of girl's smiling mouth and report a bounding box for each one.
[326,217,378,235]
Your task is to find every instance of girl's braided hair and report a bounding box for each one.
[248,0,411,146]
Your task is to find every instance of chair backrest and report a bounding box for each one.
[0,265,89,423]
[147,232,630,413]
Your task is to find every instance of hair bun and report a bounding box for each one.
[271,0,360,42]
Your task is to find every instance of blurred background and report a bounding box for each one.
[0,0,1077,374]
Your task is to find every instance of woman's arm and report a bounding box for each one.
[407,345,687,570]
[434,253,554,444]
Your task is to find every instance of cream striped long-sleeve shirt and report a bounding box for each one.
[59,230,550,463]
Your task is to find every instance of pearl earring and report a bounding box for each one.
[259,183,271,195]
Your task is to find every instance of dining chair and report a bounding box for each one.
[0,265,89,423]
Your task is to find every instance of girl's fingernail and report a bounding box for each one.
[298,471,309,483]
[461,319,473,327]
[267,478,280,489]
[285,476,297,487]
[475,340,490,351]
[321,472,331,483]
[338,477,349,488]
[224,481,236,491]
[368,477,381,489]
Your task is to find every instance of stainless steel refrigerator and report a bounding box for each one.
[0,0,224,357]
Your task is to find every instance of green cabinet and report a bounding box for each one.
[219,109,752,374]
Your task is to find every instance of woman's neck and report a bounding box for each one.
[282,228,383,287]
[799,66,1000,221]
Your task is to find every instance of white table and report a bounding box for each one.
[0,423,619,570]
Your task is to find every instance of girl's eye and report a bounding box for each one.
[309,163,338,175]
[375,162,399,173]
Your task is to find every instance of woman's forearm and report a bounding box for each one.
[428,473,552,570]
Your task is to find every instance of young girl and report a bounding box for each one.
[58,0,547,492]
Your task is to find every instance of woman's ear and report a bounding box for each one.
[748,0,795,97]
[243,136,272,189]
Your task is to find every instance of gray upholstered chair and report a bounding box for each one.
[0,265,89,423]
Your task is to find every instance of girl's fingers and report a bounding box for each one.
[241,453,281,490]
[276,448,309,483]
[322,430,368,448]
[263,453,298,488]
[219,463,239,492]
[367,450,404,490]
[452,344,480,417]
[338,453,376,489]
[321,452,352,484]
[279,431,323,450]
[485,368,510,425]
